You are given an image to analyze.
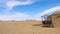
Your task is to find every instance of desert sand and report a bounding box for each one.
[0,20,60,34]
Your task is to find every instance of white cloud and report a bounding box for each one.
[1,0,60,21]
[0,12,29,21]
[0,0,40,21]
[1,6,60,21]
[6,0,38,8]
[36,6,60,17]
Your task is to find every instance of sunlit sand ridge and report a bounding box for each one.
[0,12,60,34]
[0,20,60,34]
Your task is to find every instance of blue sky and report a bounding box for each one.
[0,0,60,20]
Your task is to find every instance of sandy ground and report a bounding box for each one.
[0,20,60,34]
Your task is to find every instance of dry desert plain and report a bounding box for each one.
[0,20,60,34]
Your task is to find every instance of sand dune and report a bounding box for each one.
[0,20,60,34]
